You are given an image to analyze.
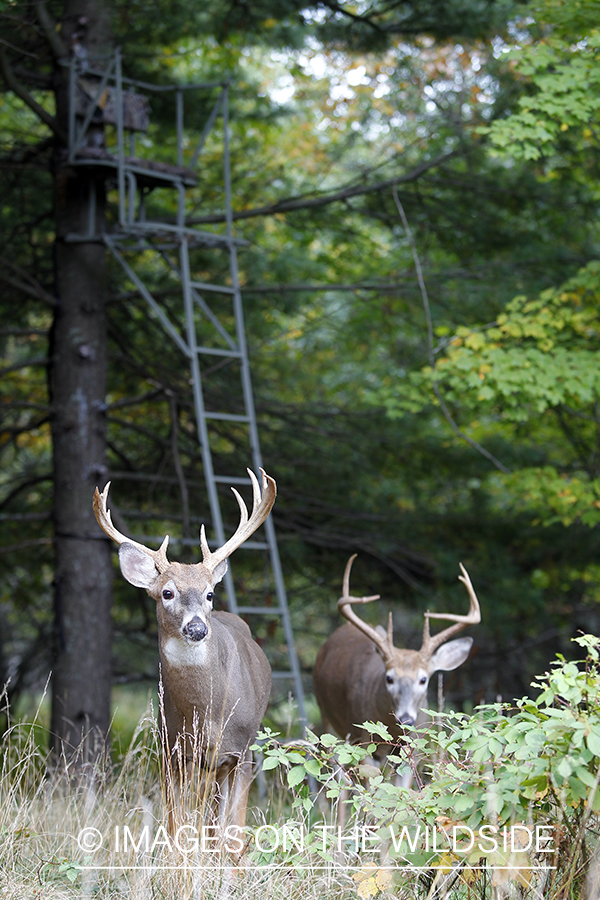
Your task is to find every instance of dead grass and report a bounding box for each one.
[0,693,595,899]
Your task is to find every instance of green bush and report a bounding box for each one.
[255,634,600,897]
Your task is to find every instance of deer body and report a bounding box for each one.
[159,609,271,776]
[94,469,275,834]
[314,556,480,760]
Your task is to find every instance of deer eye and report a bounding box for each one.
[206,591,214,603]
[419,676,427,685]
[162,589,174,601]
[386,674,394,685]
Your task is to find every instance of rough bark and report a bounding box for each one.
[49,0,114,765]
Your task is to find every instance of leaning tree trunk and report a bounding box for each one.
[49,0,114,765]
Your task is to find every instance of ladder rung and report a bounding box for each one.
[204,539,269,550]
[237,606,283,615]
[191,281,236,294]
[204,412,249,422]
[197,346,242,358]
[213,475,251,484]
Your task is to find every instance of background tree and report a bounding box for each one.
[0,0,115,759]
[1,0,599,744]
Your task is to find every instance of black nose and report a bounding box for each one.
[182,617,207,642]
[397,714,415,727]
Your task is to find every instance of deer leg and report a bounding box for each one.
[227,749,253,834]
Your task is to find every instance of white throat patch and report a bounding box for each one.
[162,636,210,667]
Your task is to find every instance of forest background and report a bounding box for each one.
[2,0,600,753]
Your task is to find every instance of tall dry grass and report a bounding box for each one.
[0,691,360,900]
[2,684,597,900]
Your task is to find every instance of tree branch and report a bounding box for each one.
[13,64,53,90]
[318,0,385,33]
[392,183,510,475]
[0,473,52,512]
[33,0,68,60]
[188,149,460,225]
[0,48,65,140]
[0,258,56,306]
[0,358,48,378]
[241,272,471,294]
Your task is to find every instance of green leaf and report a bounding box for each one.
[287,765,306,788]
[304,758,322,777]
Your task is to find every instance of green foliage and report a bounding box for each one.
[257,636,600,894]
[111,0,518,56]
[373,261,600,526]
[377,261,600,417]
[483,0,600,161]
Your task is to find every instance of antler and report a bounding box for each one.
[420,563,481,658]
[337,555,394,664]
[93,481,171,573]
[199,468,276,573]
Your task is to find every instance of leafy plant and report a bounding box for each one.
[256,634,600,896]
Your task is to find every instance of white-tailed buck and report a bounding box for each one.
[313,554,480,759]
[93,468,274,835]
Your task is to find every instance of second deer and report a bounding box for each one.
[313,554,481,779]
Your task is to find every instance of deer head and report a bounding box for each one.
[93,467,275,648]
[336,554,481,726]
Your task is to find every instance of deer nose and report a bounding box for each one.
[182,617,208,642]
[397,713,415,727]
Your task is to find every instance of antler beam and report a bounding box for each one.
[93,481,170,573]
[420,563,481,657]
[200,468,276,573]
[336,554,393,663]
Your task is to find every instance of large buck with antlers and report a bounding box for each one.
[93,468,274,834]
[313,555,480,758]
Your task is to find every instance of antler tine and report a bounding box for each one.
[420,563,481,657]
[200,467,276,572]
[93,482,170,573]
[337,555,393,663]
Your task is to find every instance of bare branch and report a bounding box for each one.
[0,415,50,437]
[33,0,67,60]
[0,258,56,306]
[188,150,460,225]
[0,38,39,60]
[0,48,65,140]
[318,0,385,33]
[13,65,52,89]
[0,473,52,512]
[0,538,52,555]
[106,389,164,411]
[392,183,510,475]
[241,275,470,294]
[0,358,48,378]
[0,328,48,337]
[0,401,49,411]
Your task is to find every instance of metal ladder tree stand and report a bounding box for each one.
[65,49,307,726]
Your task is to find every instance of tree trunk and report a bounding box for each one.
[49,0,114,765]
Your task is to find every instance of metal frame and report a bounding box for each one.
[67,53,307,726]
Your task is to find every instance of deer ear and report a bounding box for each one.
[212,560,228,585]
[428,637,473,674]
[118,543,159,589]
